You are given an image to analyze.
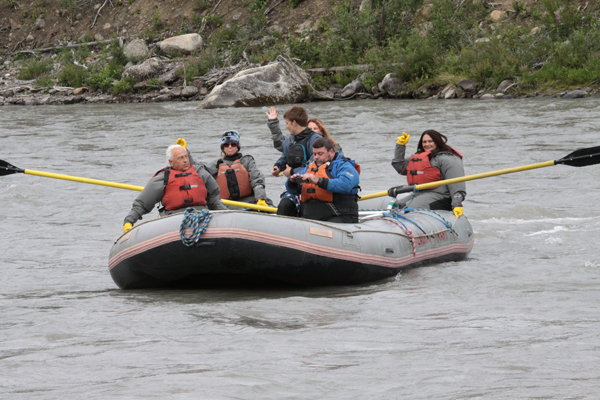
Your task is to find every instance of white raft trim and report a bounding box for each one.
[108,227,474,271]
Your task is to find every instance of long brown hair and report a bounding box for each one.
[416,129,460,157]
[308,118,338,148]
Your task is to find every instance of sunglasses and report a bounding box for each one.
[224,142,238,148]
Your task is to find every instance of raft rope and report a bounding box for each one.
[179,207,212,247]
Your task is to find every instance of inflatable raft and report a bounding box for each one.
[108,198,474,289]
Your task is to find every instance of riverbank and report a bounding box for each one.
[2,0,600,107]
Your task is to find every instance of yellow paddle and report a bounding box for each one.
[360,145,600,201]
[0,160,276,213]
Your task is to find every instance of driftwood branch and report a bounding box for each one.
[91,0,110,29]
[264,0,286,15]
[12,38,124,55]
[305,64,372,74]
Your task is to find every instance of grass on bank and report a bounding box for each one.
[11,0,600,96]
[183,0,600,93]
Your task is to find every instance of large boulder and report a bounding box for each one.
[456,79,477,93]
[159,34,203,56]
[124,39,150,62]
[341,80,366,98]
[378,73,404,97]
[497,79,514,93]
[198,59,309,109]
[562,90,587,99]
[122,57,165,81]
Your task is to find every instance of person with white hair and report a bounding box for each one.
[123,138,226,233]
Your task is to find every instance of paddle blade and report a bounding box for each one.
[556,146,600,167]
[0,160,25,176]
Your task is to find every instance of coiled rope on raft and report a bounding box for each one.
[180,208,212,246]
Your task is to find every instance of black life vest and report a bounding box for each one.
[287,132,320,169]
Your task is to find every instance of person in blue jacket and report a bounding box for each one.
[282,137,360,223]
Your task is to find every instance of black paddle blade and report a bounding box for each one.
[556,146,600,167]
[0,160,25,176]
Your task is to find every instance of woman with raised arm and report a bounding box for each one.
[391,130,466,217]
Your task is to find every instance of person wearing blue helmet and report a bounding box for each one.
[204,130,272,208]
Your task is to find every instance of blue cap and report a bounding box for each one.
[221,130,240,150]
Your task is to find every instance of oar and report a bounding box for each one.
[360,145,600,201]
[0,159,276,213]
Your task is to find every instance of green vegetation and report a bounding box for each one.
[17,57,53,80]
[8,0,600,98]
[181,0,600,93]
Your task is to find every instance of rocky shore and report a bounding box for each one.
[0,32,596,108]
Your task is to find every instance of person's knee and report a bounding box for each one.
[277,198,298,217]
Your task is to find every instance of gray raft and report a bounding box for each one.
[108,197,474,289]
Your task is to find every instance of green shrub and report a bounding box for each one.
[57,63,88,87]
[152,12,164,31]
[18,57,53,80]
[112,78,136,94]
[87,63,124,91]
[35,75,54,89]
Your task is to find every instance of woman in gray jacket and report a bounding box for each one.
[391,129,466,217]
[205,130,272,208]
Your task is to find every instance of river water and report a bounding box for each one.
[1,98,599,399]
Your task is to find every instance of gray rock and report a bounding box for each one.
[198,59,309,109]
[441,84,456,99]
[378,73,404,97]
[497,79,514,93]
[456,79,477,93]
[159,87,171,95]
[311,90,335,101]
[64,95,84,105]
[133,81,147,90]
[444,87,457,99]
[562,90,587,99]
[495,93,504,98]
[157,66,180,84]
[159,33,203,56]
[35,17,45,30]
[480,94,495,100]
[153,93,173,102]
[122,57,165,81]
[181,85,199,98]
[124,39,150,62]
[501,95,514,99]
[170,88,181,97]
[341,80,365,98]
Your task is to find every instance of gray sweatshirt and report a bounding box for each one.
[124,161,226,225]
[392,144,466,209]
[206,154,268,204]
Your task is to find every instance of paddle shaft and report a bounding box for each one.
[359,159,556,201]
[22,169,276,213]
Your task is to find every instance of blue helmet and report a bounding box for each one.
[221,130,240,150]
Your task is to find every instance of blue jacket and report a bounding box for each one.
[286,153,360,196]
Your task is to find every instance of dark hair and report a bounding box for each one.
[416,129,460,157]
[308,118,338,148]
[283,105,308,127]
[313,137,334,151]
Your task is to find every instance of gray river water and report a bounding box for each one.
[1,98,600,399]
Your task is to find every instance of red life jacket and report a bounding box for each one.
[406,149,463,188]
[216,159,252,200]
[301,161,334,203]
[155,166,207,211]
